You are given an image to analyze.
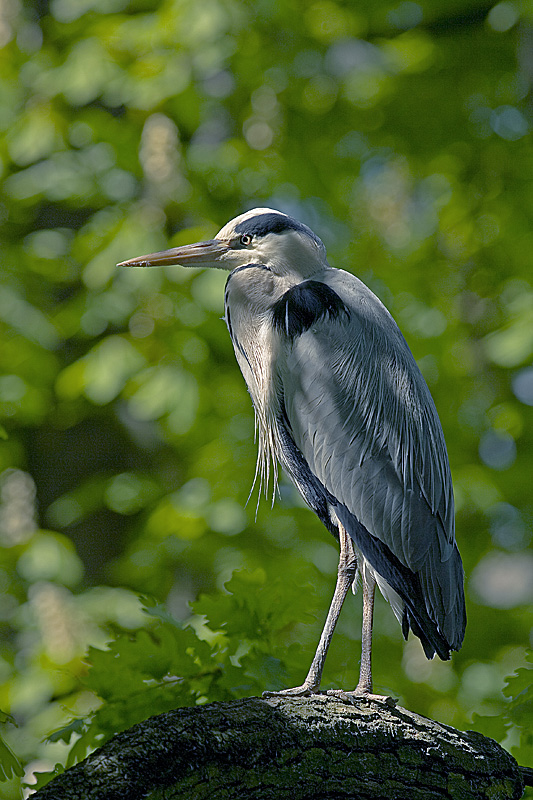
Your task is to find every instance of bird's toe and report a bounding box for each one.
[327,689,398,707]
[262,684,319,699]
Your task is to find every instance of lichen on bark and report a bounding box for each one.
[32,695,524,800]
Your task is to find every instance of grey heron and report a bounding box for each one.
[118,208,466,699]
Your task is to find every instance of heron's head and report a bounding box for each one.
[117,208,328,280]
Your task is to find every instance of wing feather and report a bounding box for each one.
[276,268,465,650]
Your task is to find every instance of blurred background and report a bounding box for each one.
[0,0,532,794]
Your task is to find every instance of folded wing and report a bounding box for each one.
[275,269,465,654]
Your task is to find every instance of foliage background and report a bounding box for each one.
[0,0,532,794]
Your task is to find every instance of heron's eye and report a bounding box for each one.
[239,234,253,246]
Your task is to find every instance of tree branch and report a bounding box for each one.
[32,695,525,799]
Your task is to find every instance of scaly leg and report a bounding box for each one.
[356,568,376,693]
[328,567,396,706]
[263,523,357,697]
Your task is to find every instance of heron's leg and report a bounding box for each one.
[328,568,397,706]
[355,569,376,694]
[263,524,357,698]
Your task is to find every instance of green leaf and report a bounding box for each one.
[470,713,509,742]
[47,718,87,745]
[83,625,203,701]
[0,736,24,782]
[31,764,65,792]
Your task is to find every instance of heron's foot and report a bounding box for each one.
[262,682,320,699]
[327,688,397,707]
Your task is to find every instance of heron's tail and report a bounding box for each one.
[335,504,465,661]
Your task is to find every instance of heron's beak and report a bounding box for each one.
[117,239,230,269]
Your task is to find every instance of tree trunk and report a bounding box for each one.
[32,695,524,799]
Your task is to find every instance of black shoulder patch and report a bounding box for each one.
[272,281,349,338]
[234,212,322,245]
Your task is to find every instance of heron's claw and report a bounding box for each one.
[262,683,319,698]
[327,688,398,707]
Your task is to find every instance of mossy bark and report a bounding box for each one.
[32,695,524,799]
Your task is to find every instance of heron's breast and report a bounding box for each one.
[224,266,284,418]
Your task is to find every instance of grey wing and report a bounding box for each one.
[276,270,465,652]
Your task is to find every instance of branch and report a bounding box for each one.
[32,695,524,799]
[521,766,533,787]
